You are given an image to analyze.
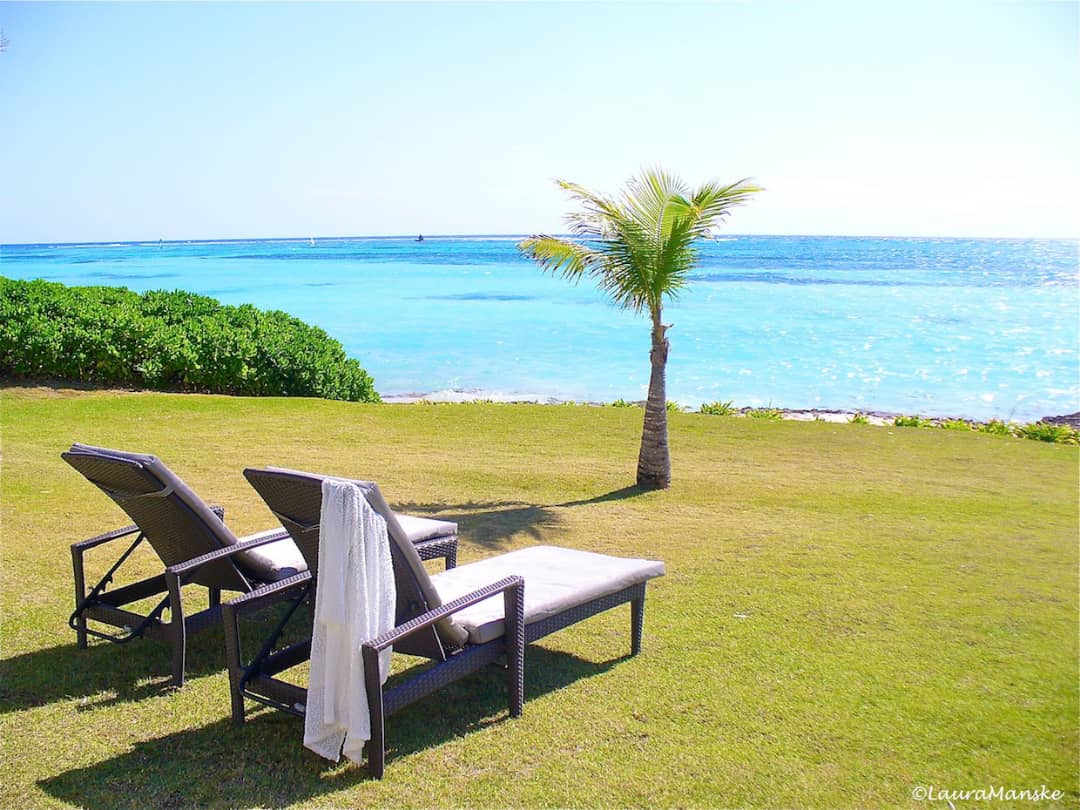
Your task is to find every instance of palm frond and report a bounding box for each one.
[688,178,763,234]
[652,214,698,301]
[555,180,626,239]
[521,169,761,317]
[622,167,690,244]
[518,235,601,283]
[591,220,655,313]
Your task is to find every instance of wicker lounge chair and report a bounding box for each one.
[61,445,459,687]
[225,466,665,777]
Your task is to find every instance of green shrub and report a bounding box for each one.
[666,401,685,414]
[894,415,930,428]
[0,277,380,402]
[849,412,870,425]
[1015,422,1080,445]
[940,419,973,432]
[977,419,1014,436]
[747,407,783,421]
[699,399,736,416]
[607,398,639,408]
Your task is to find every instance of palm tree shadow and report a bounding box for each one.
[555,485,650,507]
[38,647,626,808]
[394,499,557,552]
[397,485,650,552]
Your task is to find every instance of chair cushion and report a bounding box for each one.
[429,545,665,644]
[394,514,458,543]
[233,528,309,582]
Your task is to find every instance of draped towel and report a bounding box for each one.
[304,478,396,763]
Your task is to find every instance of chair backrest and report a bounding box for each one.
[62,443,252,592]
[243,467,467,658]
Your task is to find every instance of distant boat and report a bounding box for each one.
[309,237,315,246]
[416,234,424,242]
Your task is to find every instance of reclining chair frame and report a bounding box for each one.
[70,507,286,687]
[221,467,651,777]
[64,445,459,688]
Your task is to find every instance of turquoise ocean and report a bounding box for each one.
[2,235,1077,422]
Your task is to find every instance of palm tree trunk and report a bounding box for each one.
[636,316,671,489]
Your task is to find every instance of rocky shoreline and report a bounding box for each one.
[383,389,1080,429]
[1041,412,1080,430]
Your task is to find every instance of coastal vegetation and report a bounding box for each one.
[894,414,932,428]
[691,401,1078,444]
[416,396,1079,445]
[1,387,1076,807]
[1016,421,1080,444]
[699,399,737,416]
[0,278,379,402]
[747,406,784,421]
[978,419,1015,436]
[520,168,761,490]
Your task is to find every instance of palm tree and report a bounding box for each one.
[520,167,761,489]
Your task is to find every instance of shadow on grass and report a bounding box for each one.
[1,604,311,715]
[398,486,650,551]
[39,646,624,808]
[0,632,229,714]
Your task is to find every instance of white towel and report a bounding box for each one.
[304,478,396,763]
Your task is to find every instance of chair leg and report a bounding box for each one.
[630,593,645,656]
[363,645,386,778]
[504,582,525,718]
[72,548,88,649]
[221,601,246,724]
[208,587,221,609]
[165,571,187,687]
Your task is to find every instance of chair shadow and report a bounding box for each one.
[397,485,649,552]
[1,603,309,715]
[1,632,226,714]
[38,647,626,808]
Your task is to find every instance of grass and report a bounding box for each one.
[1,385,1077,808]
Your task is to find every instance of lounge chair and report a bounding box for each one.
[224,466,665,777]
[61,445,459,687]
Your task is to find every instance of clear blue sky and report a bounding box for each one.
[1,1,1077,243]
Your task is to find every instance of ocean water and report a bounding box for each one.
[2,235,1077,421]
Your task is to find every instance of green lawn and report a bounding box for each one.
[2,386,1077,808]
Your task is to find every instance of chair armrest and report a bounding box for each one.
[364,575,524,654]
[71,523,141,553]
[165,528,292,580]
[222,571,313,616]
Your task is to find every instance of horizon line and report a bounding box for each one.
[4,231,1079,248]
